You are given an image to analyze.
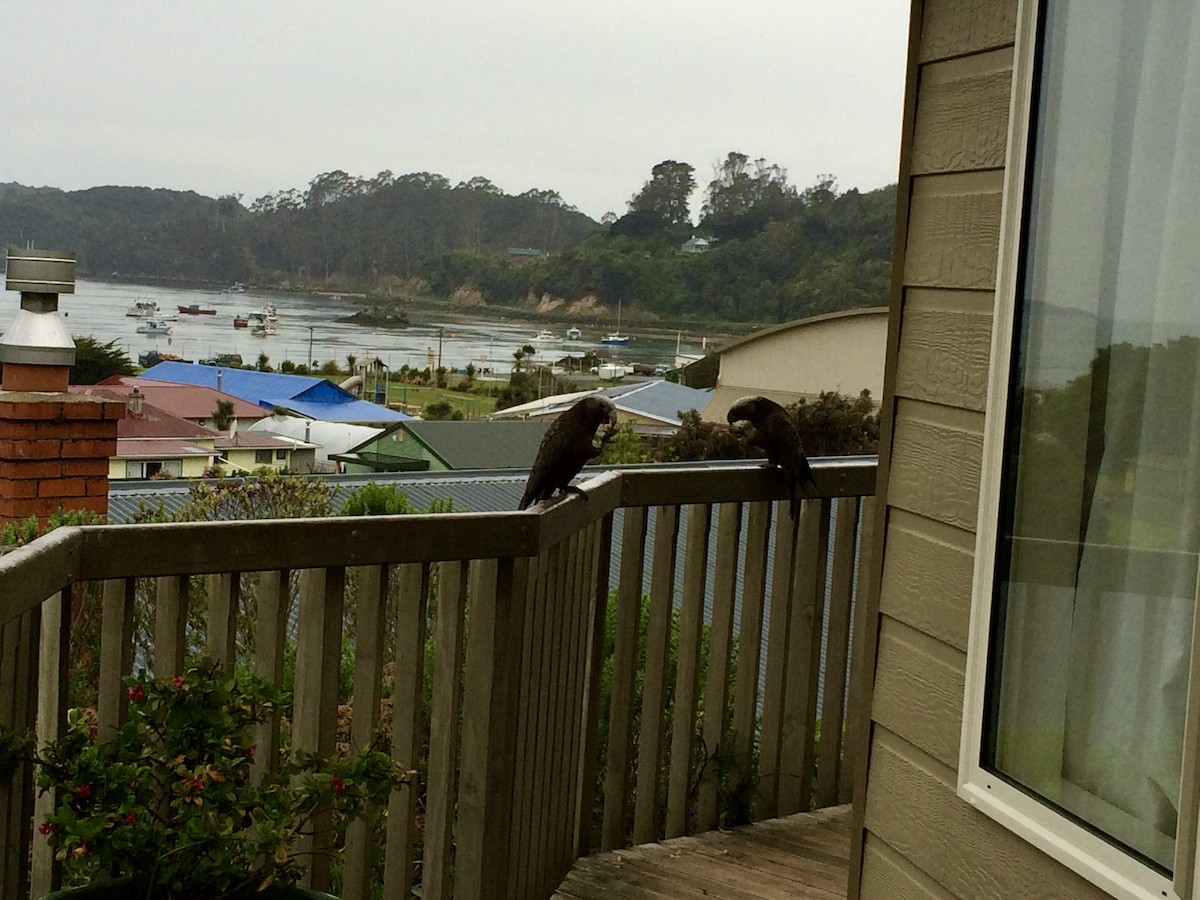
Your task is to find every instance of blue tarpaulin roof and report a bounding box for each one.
[140,362,411,423]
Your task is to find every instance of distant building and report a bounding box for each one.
[334,419,553,473]
[491,380,713,436]
[506,247,546,264]
[680,236,711,254]
[699,306,888,422]
[71,386,296,479]
[97,375,269,431]
[140,361,411,424]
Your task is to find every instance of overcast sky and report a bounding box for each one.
[4,1,910,223]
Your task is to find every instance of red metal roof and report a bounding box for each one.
[94,376,268,421]
[71,386,218,440]
[116,438,216,459]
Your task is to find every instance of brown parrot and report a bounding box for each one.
[519,396,619,510]
[726,395,818,520]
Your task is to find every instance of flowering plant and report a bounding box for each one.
[17,659,407,900]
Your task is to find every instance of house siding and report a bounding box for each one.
[854,0,1112,897]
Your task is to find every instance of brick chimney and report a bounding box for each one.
[0,250,124,526]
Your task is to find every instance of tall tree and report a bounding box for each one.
[627,160,696,229]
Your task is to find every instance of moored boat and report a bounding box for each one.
[178,303,217,315]
[135,319,173,336]
[233,315,249,329]
[530,329,558,343]
[566,326,582,341]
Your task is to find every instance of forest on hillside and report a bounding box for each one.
[0,154,894,324]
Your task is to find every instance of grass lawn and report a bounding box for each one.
[383,380,499,419]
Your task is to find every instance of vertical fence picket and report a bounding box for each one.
[0,607,38,900]
[602,506,649,850]
[665,503,712,838]
[697,502,743,831]
[252,569,290,781]
[731,501,771,821]
[153,575,189,676]
[779,499,830,814]
[815,497,860,808]
[509,551,545,900]
[206,572,238,669]
[556,531,585,878]
[98,578,135,740]
[534,540,566,896]
[758,507,798,818]
[292,566,345,892]
[343,564,390,900]
[633,504,680,845]
[383,563,429,900]
[841,497,876,804]
[31,587,71,898]
[457,557,529,900]
[574,514,612,857]
[423,560,468,900]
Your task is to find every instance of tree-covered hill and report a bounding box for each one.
[1,155,895,324]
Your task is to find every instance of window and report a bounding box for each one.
[254,449,272,465]
[962,1,1200,897]
[124,459,183,479]
[275,449,287,460]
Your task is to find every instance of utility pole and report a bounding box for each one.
[306,326,315,369]
[437,326,444,381]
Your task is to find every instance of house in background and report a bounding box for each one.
[140,361,411,424]
[246,414,381,473]
[71,386,298,479]
[699,306,888,423]
[490,379,713,436]
[96,376,269,431]
[333,419,552,473]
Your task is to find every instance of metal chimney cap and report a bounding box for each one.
[5,249,76,294]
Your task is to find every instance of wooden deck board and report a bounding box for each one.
[554,805,851,900]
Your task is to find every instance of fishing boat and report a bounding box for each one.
[530,329,558,344]
[126,298,176,320]
[248,310,277,336]
[220,282,247,294]
[178,303,217,316]
[135,319,174,336]
[233,315,249,329]
[566,326,582,341]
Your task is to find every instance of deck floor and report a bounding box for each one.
[553,805,851,900]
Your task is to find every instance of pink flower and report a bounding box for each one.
[244,743,257,760]
[124,812,137,825]
[73,842,87,858]
[75,784,92,799]
[127,684,146,702]
[172,675,184,688]
[331,776,346,793]
[38,821,55,835]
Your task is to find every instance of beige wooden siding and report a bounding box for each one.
[854,0,1126,896]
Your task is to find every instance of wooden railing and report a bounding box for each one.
[0,459,877,900]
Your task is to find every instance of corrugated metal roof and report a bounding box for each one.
[246,416,383,460]
[72,386,218,440]
[140,362,410,423]
[97,376,268,421]
[117,438,215,458]
[382,420,552,469]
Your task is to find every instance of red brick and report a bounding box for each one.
[0,460,63,480]
[0,422,41,441]
[0,400,67,420]
[86,476,111,497]
[0,439,62,459]
[60,439,118,459]
[1,496,65,519]
[39,477,86,499]
[28,420,117,440]
[64,458,110,477]
[0,478,39,498]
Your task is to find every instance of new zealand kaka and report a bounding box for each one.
[519,396,618,510]
[727,395,818,520]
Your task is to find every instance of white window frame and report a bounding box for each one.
[958,0,1200,898]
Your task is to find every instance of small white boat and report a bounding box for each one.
[248,310,277,335]
[530,329,558,343]
[566,326,582,341]
[221,281,247,294]
[600,333,629,346]
[136,319,174,336]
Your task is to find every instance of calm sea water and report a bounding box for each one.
[31,280,709,374]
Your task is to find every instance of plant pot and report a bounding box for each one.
[43,879,338,900]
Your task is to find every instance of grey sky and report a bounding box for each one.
[5,1,909,222]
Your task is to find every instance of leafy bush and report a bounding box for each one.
[6,660,409,900]
[340,482,456,516]
[0,508,105,546]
